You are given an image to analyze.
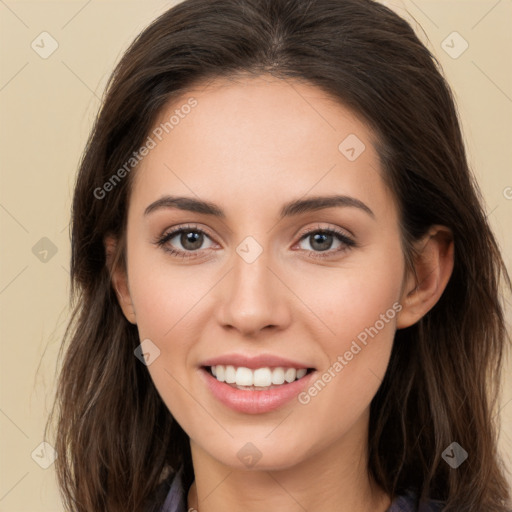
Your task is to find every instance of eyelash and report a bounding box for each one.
[154,223,356,260]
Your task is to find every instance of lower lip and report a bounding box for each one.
[199,367,316,414]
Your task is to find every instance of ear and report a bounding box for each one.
[104,235,137,324]
[396,225,454,329]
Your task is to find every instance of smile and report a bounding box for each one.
[208,365,311,389]
[200,365,317,414]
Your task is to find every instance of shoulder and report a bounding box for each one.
[149,466,187,512]
[159,466,187,512]
[156,474,446,512]
[387,489,445,512]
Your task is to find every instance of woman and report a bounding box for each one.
[45,0,511,511]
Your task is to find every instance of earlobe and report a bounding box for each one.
[396,225,454,329]
[104,235,137,325]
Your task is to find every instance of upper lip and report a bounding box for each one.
[200,353,315,370]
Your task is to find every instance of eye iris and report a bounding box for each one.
[310,232,333,251]
[181,231,203,250]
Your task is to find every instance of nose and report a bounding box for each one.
[215,245,292,337]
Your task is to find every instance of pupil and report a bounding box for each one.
[182,231,202,250]
[311,232,332,251]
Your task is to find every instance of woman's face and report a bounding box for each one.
[117,74,410,470]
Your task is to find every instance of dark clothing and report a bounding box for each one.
[159,466,445,511]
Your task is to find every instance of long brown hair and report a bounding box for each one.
[44,0,511,510]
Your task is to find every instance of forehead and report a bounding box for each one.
[129,74,394,220]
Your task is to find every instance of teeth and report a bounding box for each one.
[272,367,285,385]
[284,368,296,382]
[253,368,271,387]
[215,365,224,381]
[236,367,254,386]
[209,365,309,387]
[225,365,236,384]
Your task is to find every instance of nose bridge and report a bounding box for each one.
[216,234,290,334]
[233,238,271,292]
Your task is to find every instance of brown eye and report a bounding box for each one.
[155,225,215,258]
[178,230,204,251]
[296,227,356,258]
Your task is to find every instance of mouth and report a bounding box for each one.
[198,354,318,413]
[199,364,318,414]
[202,365,316,391]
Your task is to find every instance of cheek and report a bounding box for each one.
[293,250,403,353]
[127,246,213,341]
[126,247,216,409]
[290,251,403,427]
[127,267,201,428]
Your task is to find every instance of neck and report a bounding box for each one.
[186,414,390,512]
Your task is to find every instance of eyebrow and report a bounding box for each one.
[144,194,375,219]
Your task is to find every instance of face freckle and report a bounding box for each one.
[117,74,408,471]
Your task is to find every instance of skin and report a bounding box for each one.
[108,74,454,512]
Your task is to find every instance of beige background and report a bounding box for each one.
[0,0,510,510]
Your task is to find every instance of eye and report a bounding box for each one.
[154,223,356,260]
[295,225,356,258]
[154,224,216,259]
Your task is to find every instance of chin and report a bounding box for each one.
[199,436,311,472]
